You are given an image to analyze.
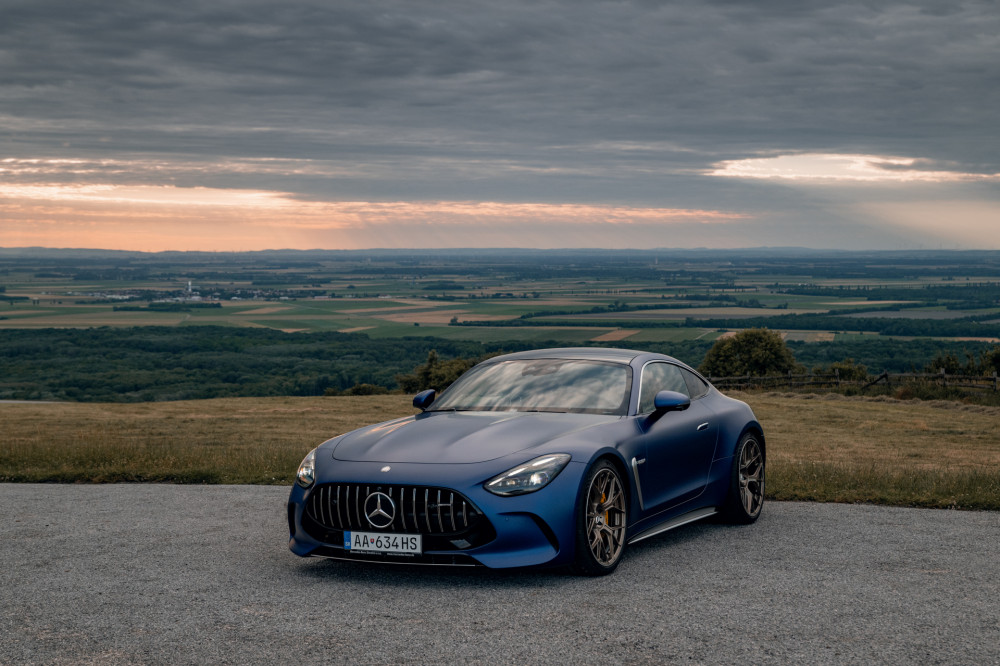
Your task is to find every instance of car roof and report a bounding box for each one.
[483,347,661,365]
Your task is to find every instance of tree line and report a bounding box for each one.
[1,326,996,402]
[0,328,524,402]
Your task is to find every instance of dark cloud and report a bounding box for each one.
[1,0,997,211]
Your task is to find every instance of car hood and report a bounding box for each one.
[331,411,619,464]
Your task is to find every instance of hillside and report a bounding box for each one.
[2,393,997,510]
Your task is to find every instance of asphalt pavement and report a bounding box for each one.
[1,484,997,665]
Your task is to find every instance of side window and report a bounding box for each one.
[638,362,690,414]
[681,368,710,399]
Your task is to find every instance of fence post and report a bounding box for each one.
[941,367,947,388]
[835,368,840,388]
[994,371,998,392]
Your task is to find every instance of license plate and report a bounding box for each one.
[344,531,422,555]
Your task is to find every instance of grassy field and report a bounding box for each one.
[0,296,720,344]
[2,393,997,510]
[732,392,1000,510]
[0,396,406,484]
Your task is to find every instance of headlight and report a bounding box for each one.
[485,453,571,496]
[296,448,317,488]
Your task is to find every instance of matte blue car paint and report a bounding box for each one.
[637,398,719,509]
[288,348,763,569]
[333,411,621,464]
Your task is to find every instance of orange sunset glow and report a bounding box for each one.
[0,182,749,251]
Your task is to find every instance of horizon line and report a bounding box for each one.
[2,245,996,256]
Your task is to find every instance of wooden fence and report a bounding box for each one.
[708,368,1000,392]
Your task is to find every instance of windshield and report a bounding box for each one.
[429,359,631,415]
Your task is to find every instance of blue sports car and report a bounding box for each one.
[288,347,765,575]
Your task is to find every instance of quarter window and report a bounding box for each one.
[681,368,710,399]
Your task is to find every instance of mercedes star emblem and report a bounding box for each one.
[364,492,396,529]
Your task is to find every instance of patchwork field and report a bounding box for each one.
[4,249,998,350]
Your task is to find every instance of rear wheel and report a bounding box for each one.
[573,460,627,575]
[721,433,765,524]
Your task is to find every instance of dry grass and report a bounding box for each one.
[734,392,1000,510]
[0,396,416,485]
[2,393,998,510]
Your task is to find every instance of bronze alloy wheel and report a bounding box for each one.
[738,436,765,518]
[584,465,627,568]
[720,432,766,524]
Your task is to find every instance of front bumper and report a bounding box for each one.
[287,459,584,569]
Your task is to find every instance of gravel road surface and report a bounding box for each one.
[1,484,997,665]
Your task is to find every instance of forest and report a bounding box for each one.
[0,326,995,402]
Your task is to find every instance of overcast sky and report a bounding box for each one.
[2,0,998,251]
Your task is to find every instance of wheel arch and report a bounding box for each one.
[739,422,766,462]
[577,450,634,519]
[586,450,632,497]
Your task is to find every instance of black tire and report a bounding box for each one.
[573,460,628,576]
[720,432,765,524]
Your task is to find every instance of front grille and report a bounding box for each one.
[305,483,484,535]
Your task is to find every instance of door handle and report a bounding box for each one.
[697,422,709,431]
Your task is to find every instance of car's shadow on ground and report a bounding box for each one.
[293,552,573,589]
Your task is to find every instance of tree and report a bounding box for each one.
[395,350,477,393]
[979,346,1000,374]
[699,328,799,377]
[925,352,963,374]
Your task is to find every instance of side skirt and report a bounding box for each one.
[626,506,718,545]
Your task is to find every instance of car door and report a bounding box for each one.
[634,362,719,513]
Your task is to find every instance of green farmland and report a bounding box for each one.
[3,248,998,348]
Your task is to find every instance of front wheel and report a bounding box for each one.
[720,432,765,524]
[573,460,627,575]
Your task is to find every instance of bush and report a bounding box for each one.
[819,358,870,382]
[700,328,799,377]
[924,346,1000,375]
[980,346,1000,374]
[335,383,390,396]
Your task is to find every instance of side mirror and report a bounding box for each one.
[412,389,436,411]
[643,390,691,430]
[653,390,690,413]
